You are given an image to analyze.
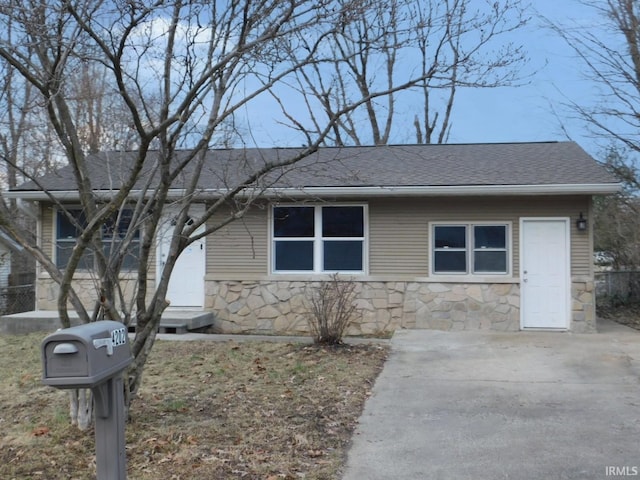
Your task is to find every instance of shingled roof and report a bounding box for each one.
[10,141,619,198]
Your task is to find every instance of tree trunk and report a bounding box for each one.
[69,389,93,431]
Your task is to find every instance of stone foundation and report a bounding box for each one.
[571,277,596,333]
[206,280,522,335]
[35,276,598,334]
[37,275,140,311]
[408,282,521,332]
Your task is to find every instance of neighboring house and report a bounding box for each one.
[7,142,619,334]
[0,232,15,293]
[0,231,27,312]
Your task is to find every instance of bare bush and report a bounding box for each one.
[306,275,358,345]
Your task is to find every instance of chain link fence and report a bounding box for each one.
[595,271,640,307]
[0,285,34,314]
[0,272,35,315]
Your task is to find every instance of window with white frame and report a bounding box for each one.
[432,223,509,275]
[272,205,365,273]
[56,208,140,270]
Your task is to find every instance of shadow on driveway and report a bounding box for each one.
[342,322,640,480]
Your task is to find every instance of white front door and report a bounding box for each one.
[157,208,205,308]
[520,218,570,330]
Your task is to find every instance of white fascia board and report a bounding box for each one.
[5,182,621,201]
[230,183,622,197]
[183,183,622,198]
[3,190,80,200]
[2,190,154,201]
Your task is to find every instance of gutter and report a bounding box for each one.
[4,182,622,201]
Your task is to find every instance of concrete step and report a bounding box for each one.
[128,311,215,335]
[1,310,215,335]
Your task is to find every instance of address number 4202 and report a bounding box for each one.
[111,327,127,347]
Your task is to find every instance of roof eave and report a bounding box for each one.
[257,183,622,197]
[5,182,621,201]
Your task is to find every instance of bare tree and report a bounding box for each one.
[0,13,66,283]
[549,1,640,272]
[283,0,528,146]
[0,48,64,190]
[593,147,640,269]
[0,0,464,428]
[68,62,141,153]
[549,0,640,153]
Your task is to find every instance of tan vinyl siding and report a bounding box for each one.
[207,207,268,276]
[368,201,428,276]
[572,199,593,277]
[204,196,592,279]
[41,205,55,259]
[40,196,592,280]
[369,196,591,277]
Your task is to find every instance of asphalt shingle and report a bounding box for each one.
[12,142,618,192]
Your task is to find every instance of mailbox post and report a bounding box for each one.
[42,320,133,480]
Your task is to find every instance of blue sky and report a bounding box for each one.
[446,0,613,159]
[239,1,621,161]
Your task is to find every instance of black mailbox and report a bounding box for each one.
[42,320,132,389]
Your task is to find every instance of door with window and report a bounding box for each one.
[520,218,570,329]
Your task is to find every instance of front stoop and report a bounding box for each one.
[128,311,214,334]
[0,311,83,334]
[0,310,214,335]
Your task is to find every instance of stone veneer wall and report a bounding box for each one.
[208,279,598,335]
[571,276,596,333]
[35,276,597,334]
[36,276,140,311]
[207,280,523,335]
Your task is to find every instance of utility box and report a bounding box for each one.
[42,320,132,388]
[41,320,133,480]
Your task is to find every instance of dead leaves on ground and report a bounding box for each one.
[2,337,387,479]
[32,426,50,437]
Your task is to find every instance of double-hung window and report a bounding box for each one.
[432,223,509,275]
[272,205,365,273]
[56,208,140,270]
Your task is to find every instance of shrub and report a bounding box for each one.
[305,275,357,345]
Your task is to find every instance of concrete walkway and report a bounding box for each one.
[342,320,640,480]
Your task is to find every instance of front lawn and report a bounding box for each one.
[0,333,387,479]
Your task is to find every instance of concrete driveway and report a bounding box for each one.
[342,320,640,480]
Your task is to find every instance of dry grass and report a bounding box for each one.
[0,333,388,479]
[598,304,640,330]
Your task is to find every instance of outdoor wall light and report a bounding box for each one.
[576,212,588,231]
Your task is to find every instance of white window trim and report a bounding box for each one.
[429,221,512,277]
[270,203,368,274]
